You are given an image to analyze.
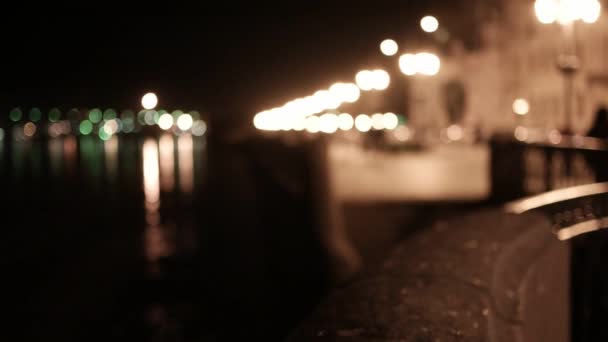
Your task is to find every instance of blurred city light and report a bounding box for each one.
[371,113,385,130]
[548,129,563,144]
[79,120,94,135]
[103,108,118,121]
[420,16,439,33]
[512,98,530,116]
[24,122,37,137]
[399,54,418,76]
[394,125,412,141]
[142,92,158,110]
[338,113,354,131]
[29,108,42,122]
[89,108,103,123]
[305,115,321,133]
[9,108,23,122]
[330,82,361,103]
[416,52,441,76]
[535,0,601,24]
[319,113,339,134]
[515,126,529,141]
[382,112,399,130]
[446,124,464,141]
[158,113,174,130]
[380,39,399,56]
[291,115,307,131]
[48,108,61,122]
[176,113,194,131]
[355,114,372,132]
[372,69,391,90]
[103,119,120,135]
[356,70,375,91]
[191,120,208,136]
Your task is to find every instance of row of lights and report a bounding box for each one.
[535,0,601,24]
[254,15,441,133]
[264,112,401,134]
[254,81,363,131]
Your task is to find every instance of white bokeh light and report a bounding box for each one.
[355,114,372,132]
[380,39,399,56]
[158,113,174,130]
[141,92,158,110]
[176,114,194,131]
[512,98,530,116]
[399,54,418,76]
[420,16,439,33]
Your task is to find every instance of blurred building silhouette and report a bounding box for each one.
[409,0,608,138]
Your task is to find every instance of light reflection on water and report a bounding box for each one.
[178,133,194,194]
[143,138,173,272]
[6,134,206,271]
[159,134,175,192]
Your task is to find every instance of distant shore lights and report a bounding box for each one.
[142,92,158,110]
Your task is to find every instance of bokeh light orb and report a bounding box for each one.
[141,92,158,110]
[338,113,354,131]
[176,113,194,131]
[158,113,174,130]
[355,114,372,132]
[512,98,530,116]
[420,16,439,33]
[380,39,399,56]
[383,112,399,130]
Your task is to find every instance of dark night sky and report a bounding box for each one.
[0,2,484,124]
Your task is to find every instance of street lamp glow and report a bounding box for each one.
[535,0,602,24]
[382,112,399,130]
[581,0,601,23]
[535,0,559,24]
[158,113,174,130]
[141,92,158,110]
[420,16,439,33]
[416,52,441,76]
[356,70,375,91]
[354,114,372,132]
[380,39,399,56]
[399,54,418,76]
[372,69,390,90]
[176,114,193,131]
[291,114,307,131]
[371,113,385,130]
[329,82,361,104]
[319,113,339,134]
[305,115,321,133]
[513,98,530,116]
[338,113,354,131]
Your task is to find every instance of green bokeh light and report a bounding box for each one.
[103,108,117,121]
[10,108,23,122]
[89,108,103,123]
[98,127,111,141]
[122,117,135,133]
[0,128,4,141]
[29,108,42,122]
[79,120,94,135]
[137,110,147,125]
[49,108,62,122]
